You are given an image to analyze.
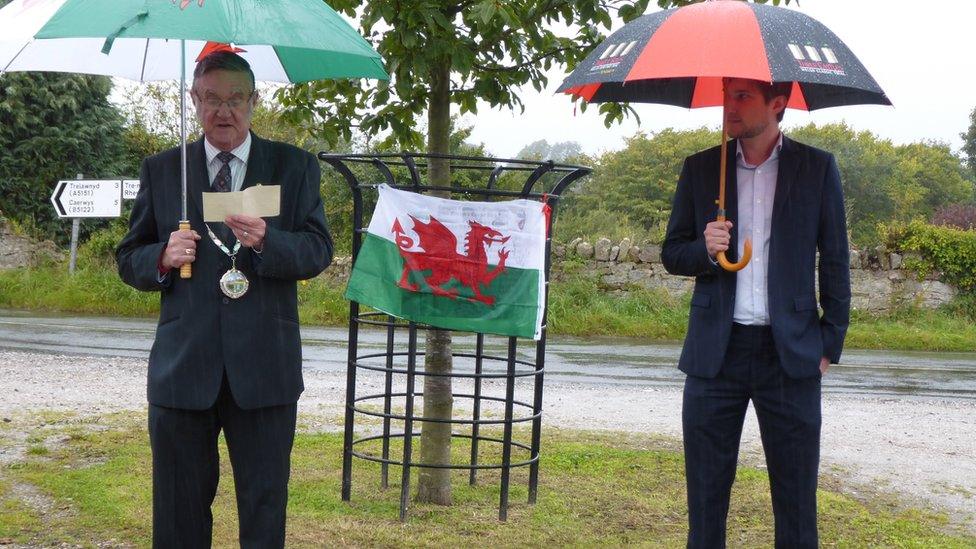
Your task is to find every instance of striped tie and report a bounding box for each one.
[212,151,234,192]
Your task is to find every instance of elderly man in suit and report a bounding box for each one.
[662,77,851,549]
[116,50,332,548]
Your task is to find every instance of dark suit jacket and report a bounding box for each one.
[116,132,333,410]
[661,136,850,379]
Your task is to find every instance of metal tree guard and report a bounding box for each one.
[320,152,590,521]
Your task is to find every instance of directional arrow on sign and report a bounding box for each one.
[52,183,68,217]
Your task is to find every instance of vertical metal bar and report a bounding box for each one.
[469,333,485,485]
[529,216,554,504]
[177,40,193,280]
[381,315,395,489]
[528,330,546,504]
[342,164,365,503]
[499,336,517,521]
[399,322,419,522]
[340,301,359,502]
[179,39,188,223]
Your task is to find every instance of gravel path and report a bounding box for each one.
[1,350,973,533]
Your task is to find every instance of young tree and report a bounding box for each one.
[278,0,789,505]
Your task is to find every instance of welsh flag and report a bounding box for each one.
[345,184,548,339]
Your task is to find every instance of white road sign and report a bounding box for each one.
[50,179,122,218]
[122,179,140,200]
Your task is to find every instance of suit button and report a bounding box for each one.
[222,297,230,305]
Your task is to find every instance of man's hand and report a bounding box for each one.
[162,228,201,270]
[225,214,267,250]
[704,220,733,258]
[819,356,830,375]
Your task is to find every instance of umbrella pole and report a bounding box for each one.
[179,39,192,279]
[715,103,752,272]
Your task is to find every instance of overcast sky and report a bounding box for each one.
[464,0,976,159]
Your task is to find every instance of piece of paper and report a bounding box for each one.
[202,185,280,222]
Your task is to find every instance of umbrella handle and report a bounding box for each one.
[179,220,192,279]
[717,239,752,272]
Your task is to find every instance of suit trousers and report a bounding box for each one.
[682,323,821,549]
[148,373,297,549]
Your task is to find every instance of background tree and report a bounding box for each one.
[790,123,974,245]
[0,72,127,243]
[962,105,976,186]
[516,139,584,162]
[558,128,717,242]
[553,122,973,248]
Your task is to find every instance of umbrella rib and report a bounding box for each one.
[1,40,31,74]
[139,38,149,83]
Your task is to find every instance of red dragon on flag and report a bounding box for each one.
[392,216,510,305]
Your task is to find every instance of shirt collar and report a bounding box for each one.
[204,132,252,166]
[736,132,783,168]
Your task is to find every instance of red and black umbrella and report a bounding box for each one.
[558,0,890,271]
[558,0,890,110]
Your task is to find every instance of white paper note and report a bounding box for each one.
[202,185,280,222]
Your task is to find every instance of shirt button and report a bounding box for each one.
[222,297,230,305]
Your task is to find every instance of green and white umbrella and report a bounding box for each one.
[0,0,387,278]
[0,0,387,82]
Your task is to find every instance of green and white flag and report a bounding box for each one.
[345,184,548,339]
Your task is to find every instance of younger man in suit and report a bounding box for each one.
[662,78,851,549]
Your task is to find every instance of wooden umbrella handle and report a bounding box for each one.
[715,106,751,272]
[717,241,752,272]
[179,220,192,279]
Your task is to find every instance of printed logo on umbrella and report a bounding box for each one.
[178,0,205,9]
[590,41,640,73]
[788,44,846,76]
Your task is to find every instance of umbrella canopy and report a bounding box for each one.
[0,0,388,83]
[558,0,890,110]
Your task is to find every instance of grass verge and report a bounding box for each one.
[0,418,972,548]
[1,263,975,351]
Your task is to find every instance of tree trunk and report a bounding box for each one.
[415,58,454,505]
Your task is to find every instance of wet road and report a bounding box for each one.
[1,310,974,400]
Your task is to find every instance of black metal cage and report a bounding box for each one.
[319,152,590,521]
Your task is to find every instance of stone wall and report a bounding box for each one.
[0,218,63,270]
[322,237,957,313]
[8,221,943,314]
[551,238,957,313]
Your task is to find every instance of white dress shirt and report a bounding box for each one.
[204,133,251,192]
[733,133,782,326]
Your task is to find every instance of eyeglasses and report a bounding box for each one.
[194,91,254,110]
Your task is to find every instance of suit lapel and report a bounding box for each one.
[187,138,208,224]
[772,135,801,232]
[241,132,271,191]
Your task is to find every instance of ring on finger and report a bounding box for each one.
[185,248,193,255]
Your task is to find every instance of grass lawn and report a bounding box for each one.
[0,414,972,548]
